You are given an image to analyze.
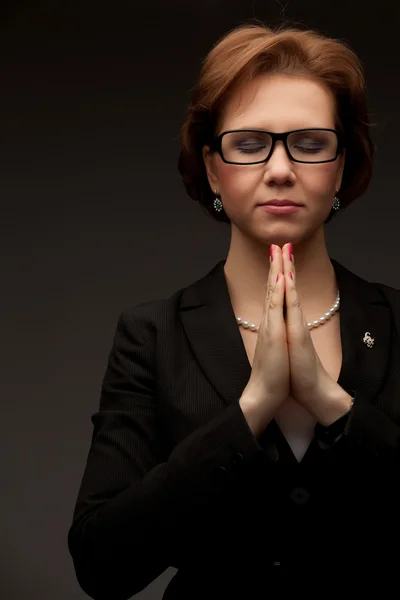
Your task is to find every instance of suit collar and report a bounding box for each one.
[179,257,392,431]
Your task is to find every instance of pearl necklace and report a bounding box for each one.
[236,290,340,332]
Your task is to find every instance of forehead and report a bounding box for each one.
[218,73,336,132]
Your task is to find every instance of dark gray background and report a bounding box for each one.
[2,1,399,598]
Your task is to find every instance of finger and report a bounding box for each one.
[265,245,285,330]
[269,244,284,288]
[283,244,307,331]
[267,244,282,294]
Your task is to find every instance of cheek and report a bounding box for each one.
[302,163,338,196]
[217,163,259,198]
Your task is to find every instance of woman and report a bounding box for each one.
[68,22,400,598]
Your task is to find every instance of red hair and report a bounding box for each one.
[178,21,376,224]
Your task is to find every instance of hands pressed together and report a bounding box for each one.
[241,243,353,432]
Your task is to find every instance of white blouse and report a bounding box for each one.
[273,396,316,461]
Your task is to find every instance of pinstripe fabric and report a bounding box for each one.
[68,257,400,599]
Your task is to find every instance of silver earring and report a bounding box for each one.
[332,193,340,211]
[213,190,223,212]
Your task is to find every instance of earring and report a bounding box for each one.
[332,193,340,211]
[213,190,223,212]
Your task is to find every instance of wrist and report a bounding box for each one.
[239,388,275,437]
[239,396,265,438]
[312,384,354,427]
[314,388,355,447]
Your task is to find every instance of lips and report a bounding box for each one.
[259,200,301,206]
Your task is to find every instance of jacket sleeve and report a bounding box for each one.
[67,306,268,600]
[315,388,400,475]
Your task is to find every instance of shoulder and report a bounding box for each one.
[114,260,222,335]
[370,280,400,330]
[114,287,187,341]
[333,256,400,307]
[371,280,400,305]
[102,291,185,375]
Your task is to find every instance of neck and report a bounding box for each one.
[224,225,338,326]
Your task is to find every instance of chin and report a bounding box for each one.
[258,218,322,244]
[253,225,302,246]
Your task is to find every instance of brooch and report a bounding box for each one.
[363,331,375,348]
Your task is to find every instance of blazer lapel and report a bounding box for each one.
[179,258,392,424]
[179,260,252,407]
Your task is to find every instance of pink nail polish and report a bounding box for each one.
[287,243,293,261]
[276,273,280,282]
[270,244,275,262]
[288,272,293,280]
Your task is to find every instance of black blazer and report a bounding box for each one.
[68,257,400,599]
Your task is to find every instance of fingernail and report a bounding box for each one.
[276,273,280,282]
[287,243,293,261]
[288,272,293,280]
[269,244,275,262]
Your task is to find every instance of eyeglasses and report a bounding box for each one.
[209,128,344,165]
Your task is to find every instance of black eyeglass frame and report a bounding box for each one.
[209,128,345,165]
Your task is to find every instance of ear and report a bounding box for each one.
[336,148,346,192]
[202,145,219,193]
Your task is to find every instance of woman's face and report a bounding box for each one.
[202,73,345,245]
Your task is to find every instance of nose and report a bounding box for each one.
[264,140,294,182]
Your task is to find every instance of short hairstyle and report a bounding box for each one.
[177,21,376,224]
